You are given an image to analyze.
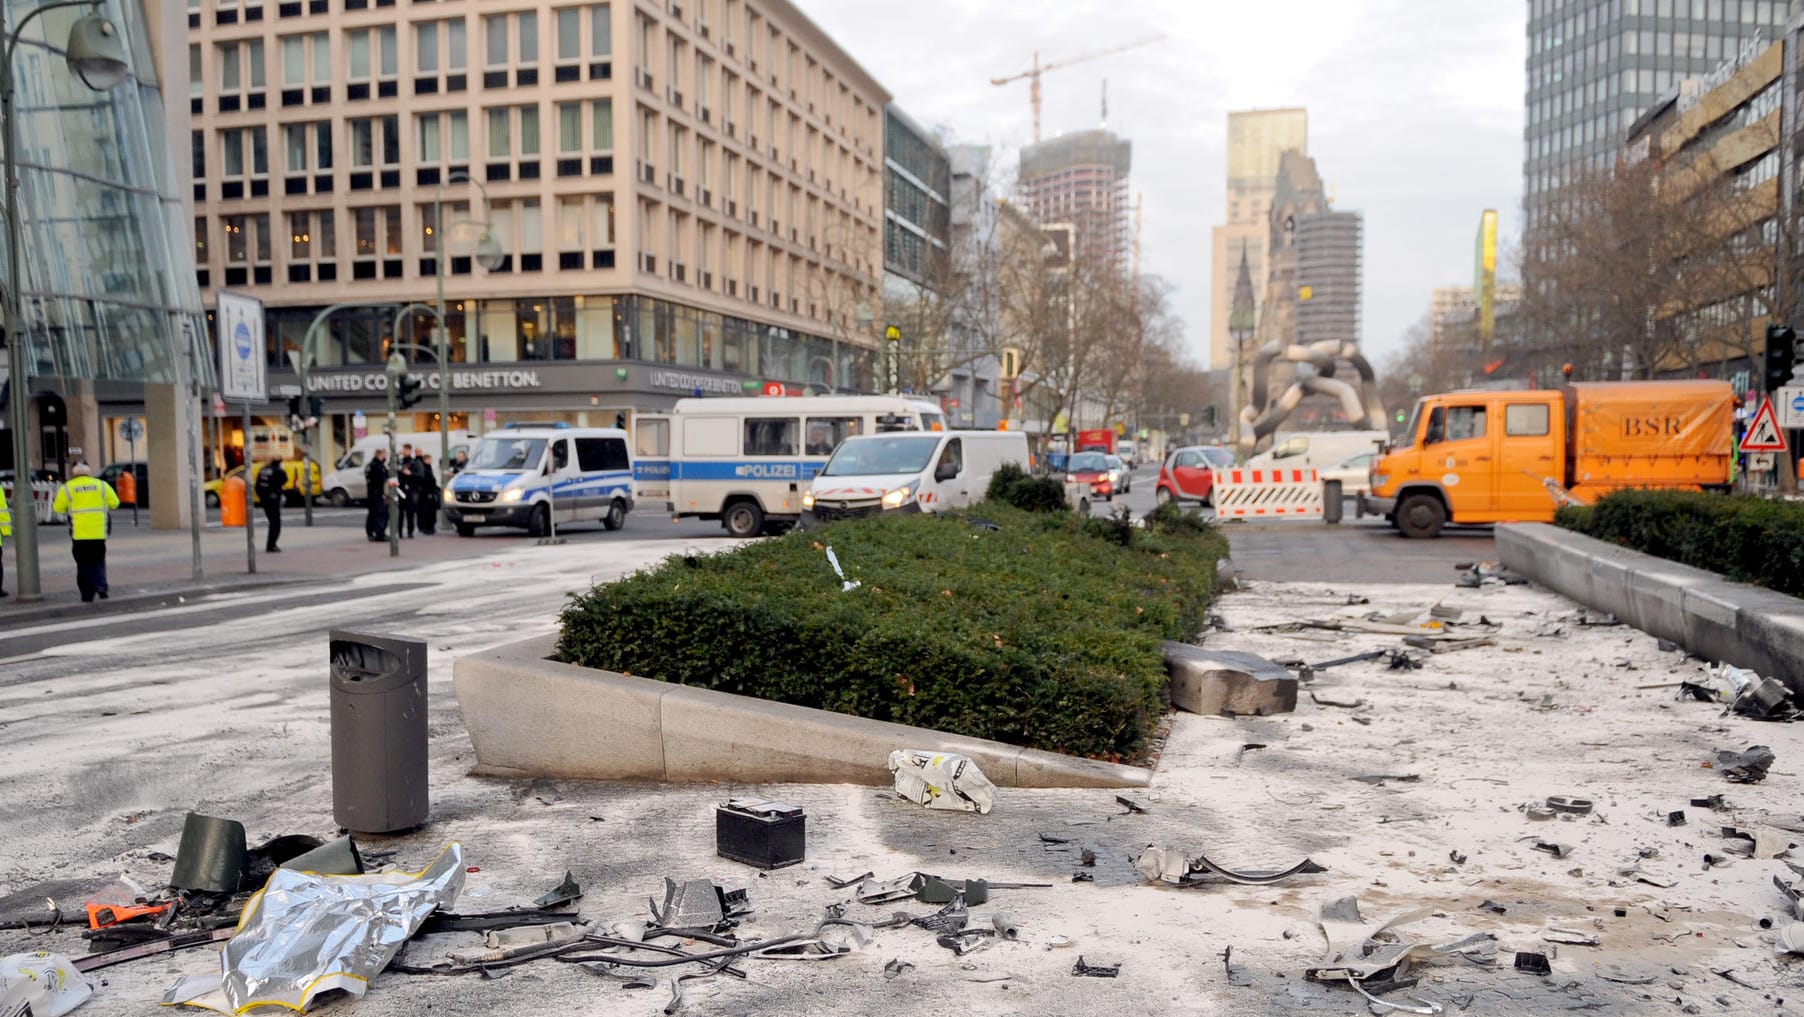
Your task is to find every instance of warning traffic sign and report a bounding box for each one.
[1740,397,1789,452]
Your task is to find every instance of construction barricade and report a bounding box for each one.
[0,478,65,525]
[1211,468,1325,520]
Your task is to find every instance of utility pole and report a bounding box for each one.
[385,352,403,558]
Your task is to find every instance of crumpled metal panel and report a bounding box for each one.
[163,842,464,1013]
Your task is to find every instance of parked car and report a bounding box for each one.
[99,461,150,507]
[1065,450,1114,501]
[1320,451,1377,497]
[204,461,322,508]
[1105,453,1131,494]
[1155,445,1236,506]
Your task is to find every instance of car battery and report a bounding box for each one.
[715,799,806,869]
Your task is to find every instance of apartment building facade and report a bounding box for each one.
[189,0,891,461]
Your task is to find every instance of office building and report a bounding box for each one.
[1431,283,1523,350]
[1294,210,1363,347]
[189,0,892,466]
[1524,0,1785,229]
[1016,128,1130,272]
[1208,107,1305,370]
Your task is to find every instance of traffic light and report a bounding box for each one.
[1765,323,1797,393]
[396,372,425,409]
[308,395,324,419]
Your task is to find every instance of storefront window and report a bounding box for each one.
[641,298,667,362]
[549,296,577,359]
[699,311,722,370]
[479,298,519,361]
[516,299,551,360]
[576,295,618,359]
[671,304,699,366]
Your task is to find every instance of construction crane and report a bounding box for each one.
[990,35,1164,143]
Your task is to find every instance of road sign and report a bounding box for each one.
[216,290,267,402]
[276,384,302,397]
[118,418,144,442]
[1779,386,1804,428]
[1750,452,1776,471]
[1740,397,1788,452]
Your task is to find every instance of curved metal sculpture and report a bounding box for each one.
[1236,338,1386,454]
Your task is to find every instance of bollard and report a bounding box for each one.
[329,630,429,833]
[1323,480,1343,525]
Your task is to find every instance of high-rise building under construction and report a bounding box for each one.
[1017,129,1131,271]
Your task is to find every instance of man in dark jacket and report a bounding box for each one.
[416,453,441,535]
[255,459,286,552]
[396,443,420,538]
[364,448,390,542]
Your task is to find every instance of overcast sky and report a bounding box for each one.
[804,0,1526,370]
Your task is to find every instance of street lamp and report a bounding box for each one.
[431,171,503,469]
[4,2,130,602]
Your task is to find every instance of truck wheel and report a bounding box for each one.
[1396,494,1447,539]
[602,499,626,531]
[527,503,550,537]
[327,488,351,508]
[1155,487,1173,507]
[455,523,476,537]
[723,501,764,538]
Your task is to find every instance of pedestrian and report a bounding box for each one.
[416,453,440,535]
[255,458,286,553]
[364,448,390,542]
[0,487,12,596]
[397,443,420,538]
[51,462,120,602]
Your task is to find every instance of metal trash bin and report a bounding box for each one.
[1323,480,1343,525]
[329,629,429,833]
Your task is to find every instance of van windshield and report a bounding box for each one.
[470,437,546,471]
[819,435,944,476]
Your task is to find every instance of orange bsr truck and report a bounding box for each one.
[1361,380,1735,538]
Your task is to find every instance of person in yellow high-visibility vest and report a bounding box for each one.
[51,462,121,602]
[0,489,12,597]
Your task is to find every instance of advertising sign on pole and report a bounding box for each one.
[216,290,267,403]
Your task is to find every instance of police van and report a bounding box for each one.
[443,424,634,537]
[635,395,946,537]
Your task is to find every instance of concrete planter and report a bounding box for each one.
[1497,523,1804,691]
[453,634,1152,788]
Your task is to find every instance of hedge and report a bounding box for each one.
[1555,489,1804,598]
[556,502,1228,763]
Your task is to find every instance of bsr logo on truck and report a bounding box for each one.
[1621,416,1684,437]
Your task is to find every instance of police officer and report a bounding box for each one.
[364,448,391,542]
[0,487,13,596]
[52,462,121,602]
[255,459,286,553]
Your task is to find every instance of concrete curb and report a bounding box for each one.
[452,634,1153,789]
[1497,523,1804,691]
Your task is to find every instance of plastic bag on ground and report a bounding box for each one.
[1,951,95,1017]
[888,750,996,814]
[162,842,464,1013]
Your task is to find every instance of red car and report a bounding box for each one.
[1156,445,1235,506]
[1065,450,1114,501]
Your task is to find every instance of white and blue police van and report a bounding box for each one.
[443,424,634,537]
[633,395,946,537]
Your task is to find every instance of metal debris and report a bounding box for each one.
[1545,795,1593,815]
[1072,955,1119,978]
[532,871,582,909]
[1716,745,1775,783]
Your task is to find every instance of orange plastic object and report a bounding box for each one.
[87,901,171,929]
[116,469,137,506]
[221,475,247,527]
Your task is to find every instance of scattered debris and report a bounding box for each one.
[1531,841,1575,859]
[1133,846,1327,887]
[1691,795,1727,810]
[1308,650,1388,672]
[1716,745,1775,783]
[1115,795,1148,815]
[1524,805,1557,822]
[889,750,996,814]
[1385,650,1425,671]
[1071,955,1119,978]
[716,799,807,869]
[1513,952,1552,976]
[170,812,248,894]
[1448,850,1467,865]
[1165,644,1299,717]
[1070,872,1093,883]
[1478,900,1507,914]
[824,546,860,592]
[1350,774,1421,786]
[1545,795,1593,816]
[1310,896,1494,1012]
[162,842,465,1012]
[1733,677,1800,722]
[883,958,914,979]
[1,951,96,1016]
[532,871,582,909]
[1222,945,1253,987]
[1309,691,1366,709]
[1046,935,1073,949]
[1777,923,1804,955]
[1656,639,1681,652]
[1543,927,1600,946]
[1721,826,1794,860]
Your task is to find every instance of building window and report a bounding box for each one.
[195,216,208,264]
[286,209,336,279]
[222,213,272,270]
[284,121,331,173]
[350,205,402,278]
[189,43,203,97]
[592,98,613,150]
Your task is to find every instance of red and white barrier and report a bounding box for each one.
[0,479,66,525]
[1212,468,1324,520]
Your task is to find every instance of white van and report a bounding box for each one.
[801,430,1030,524]
[1245,430,1388,474]
[640,395,948,538]
[324,430,474,506]
[442,425,634,537]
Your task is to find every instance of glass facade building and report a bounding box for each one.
[1524,0,1788,228]
[1,0,207,387]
